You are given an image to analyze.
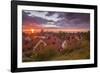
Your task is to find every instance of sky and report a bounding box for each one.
[22,10,90,30]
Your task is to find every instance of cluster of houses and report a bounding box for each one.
[22,31,83,52]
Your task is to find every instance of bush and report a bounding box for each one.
[31,45,60,61]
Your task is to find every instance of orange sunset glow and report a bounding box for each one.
[23,28,89,34]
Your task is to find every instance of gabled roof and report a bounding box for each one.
[33,39,47,49]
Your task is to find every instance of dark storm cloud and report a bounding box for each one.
[65,13,90,24]
[22,10,90,29]
[46,12,56,16]
[55,12,90,29]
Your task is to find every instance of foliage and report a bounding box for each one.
[30,45,60,61]
[22,32,90,62]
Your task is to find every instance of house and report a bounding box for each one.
[62,40,68,49]
[33,39,47,51]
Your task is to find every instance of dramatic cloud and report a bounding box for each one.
[22,10,90,29]
[24,11,62,22]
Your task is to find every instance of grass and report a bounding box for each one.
[22,31,90,62]
[22,39,90,62]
